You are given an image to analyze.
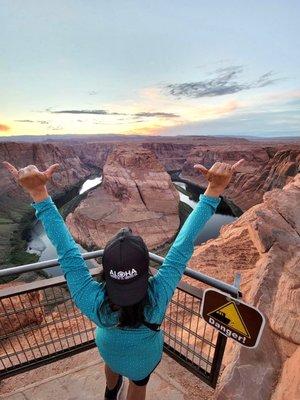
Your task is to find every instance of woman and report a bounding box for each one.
[3,158,243,400]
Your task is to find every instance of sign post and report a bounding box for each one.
[201,289,265,348]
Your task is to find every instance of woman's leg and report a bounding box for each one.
[126,381,147,400]
[105,363,120,390]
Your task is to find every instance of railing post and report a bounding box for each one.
[208,272,242,388]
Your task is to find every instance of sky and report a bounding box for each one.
[1,0,300,138]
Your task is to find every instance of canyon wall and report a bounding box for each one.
[186,173,300,400]
[66,145,180,250]
[181,144,300,211]
[65,135,250,172]
[0,136,299,399]
[68,138,299,212]
[70,141,112,169]
[1,137,299,269]
[0,142,95,266]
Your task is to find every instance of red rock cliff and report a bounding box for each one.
[0,142,94,265]
[181,144,300,211]
[66,145,180,250]
[186,173,300,399]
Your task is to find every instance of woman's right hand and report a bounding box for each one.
[194,159,244,197]
[2,162,60,202]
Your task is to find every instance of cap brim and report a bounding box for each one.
[106,274,148,307]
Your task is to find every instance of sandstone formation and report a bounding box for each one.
[271,346,300,400]
[71,141,112,169]
[0,136,299,399]
[0,142,94,200]
[1,136,299,267]
[67,135,250,173]
[181,144,300,211]
[0,281,44,335]
[0,288,92,370]
[66,145,180,250]
[186,173,300,400]
[0,142,95,265]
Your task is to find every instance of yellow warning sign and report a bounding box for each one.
[208,301,251,338]
[202,289,265,348]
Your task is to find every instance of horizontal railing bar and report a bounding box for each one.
[0,268,102,297]
[0,250,240,297]
[0,268,201,301]
[0,252,228,386]
[0,250,104,277]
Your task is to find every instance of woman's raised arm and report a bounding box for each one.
[2,162,105,326]
[150,160,244,312]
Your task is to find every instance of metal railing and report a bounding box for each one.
[0,251,240,388]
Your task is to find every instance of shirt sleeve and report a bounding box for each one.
[31,196,105,326]
[150,193,221,315]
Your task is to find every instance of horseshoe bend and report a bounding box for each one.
[0,135,299,400]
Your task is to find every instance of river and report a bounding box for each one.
[173,181,236,245]
[26,177,102,277]
[27,176,236,276]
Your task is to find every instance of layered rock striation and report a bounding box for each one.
[66,145,180,250]
[181,144,300,211]
[186,173,300,400]
[0,142,94,265]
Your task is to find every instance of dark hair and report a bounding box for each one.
[109,296,148,329]
[98,268,152,328]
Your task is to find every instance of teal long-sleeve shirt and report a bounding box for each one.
[32,193,220,380]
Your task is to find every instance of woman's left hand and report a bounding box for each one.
[2,162,60,202]
[194,159,245,197]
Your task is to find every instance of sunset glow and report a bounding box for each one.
[1,1,299,138]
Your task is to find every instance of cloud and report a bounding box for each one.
[134,112,179,118]
[49,109,180,118]
[153,93,300,137]
[0,124,10,132]
[164,66,279,98]
[50,109,116,115]
[88,91,99,95]
[15,120,49,124]
[49,125,63,130]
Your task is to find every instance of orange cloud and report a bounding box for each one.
[0,124,10,132]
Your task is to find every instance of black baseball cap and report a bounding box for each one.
[102,228,150,306]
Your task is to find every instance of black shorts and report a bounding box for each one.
[131,359,161,386]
